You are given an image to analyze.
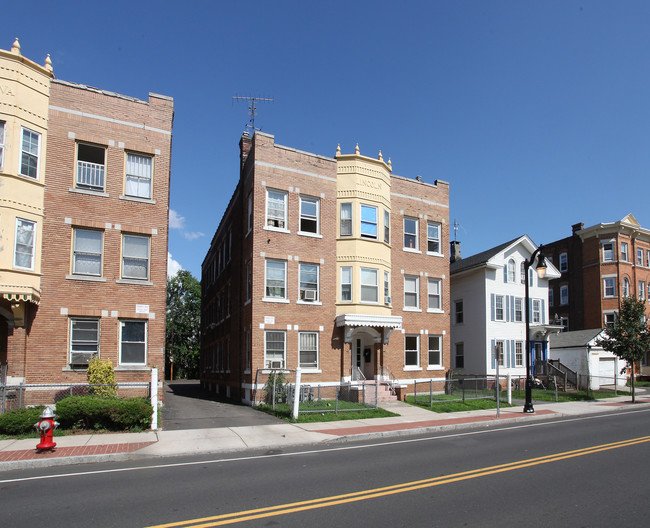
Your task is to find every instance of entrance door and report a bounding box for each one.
[352,336,375,379]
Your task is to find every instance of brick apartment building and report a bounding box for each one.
[1,40,173,401]
[201,132,450,403]
[544,214,650,375]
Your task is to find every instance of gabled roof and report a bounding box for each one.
[450,236,523,275]
[550,329,605,349]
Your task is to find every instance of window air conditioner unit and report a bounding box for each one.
[385,296,391,305]
[270,361,283,369]
[303,289,317,301]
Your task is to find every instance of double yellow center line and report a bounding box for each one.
[148,435,650,528]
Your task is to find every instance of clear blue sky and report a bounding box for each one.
[6,1,650,278]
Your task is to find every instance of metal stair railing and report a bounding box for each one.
[548,359,578,390]
[379,366,397,395]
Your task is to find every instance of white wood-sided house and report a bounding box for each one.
[450,235,561,379]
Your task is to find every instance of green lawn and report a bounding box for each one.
[509,388,630,402]
[256,400,399,423]
[406,395,513,413]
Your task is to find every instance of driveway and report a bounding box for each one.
[161,379,284,430]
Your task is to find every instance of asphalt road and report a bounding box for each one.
[2,407,650,527]
[161,379,284,430]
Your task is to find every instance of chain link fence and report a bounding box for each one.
[412,377,506,407]
[1,382,151,414]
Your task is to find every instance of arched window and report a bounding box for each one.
[622,278,630,297]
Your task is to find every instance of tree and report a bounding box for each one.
[597,296,650,403]
[166,270,201,379]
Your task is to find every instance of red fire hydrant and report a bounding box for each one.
[35,407,59,451]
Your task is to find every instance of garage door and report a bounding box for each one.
[599,357,616,382]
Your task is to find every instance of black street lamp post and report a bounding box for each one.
[523,244,547,413]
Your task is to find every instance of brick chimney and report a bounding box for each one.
[239,132,252,170]
[450,240,462,263]
[572,222,584,235]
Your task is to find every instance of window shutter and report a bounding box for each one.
[511,339,516,367]
[505,295,510,322]
[491,339,496,369]
[541,299,546,324]
[491,294,495,321]
[503,266,508,283]
[505,340,510,368]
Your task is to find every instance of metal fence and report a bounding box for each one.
[412,377,505,407]
[1,382,151,414]
[253,369,380,415]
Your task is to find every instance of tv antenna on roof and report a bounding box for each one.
[232,95,274,134]
[453,219,460,241]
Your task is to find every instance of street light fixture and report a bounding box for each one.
[523,244,547,413]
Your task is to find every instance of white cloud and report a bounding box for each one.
[167,252,182,278]
[184,231,206,241]
[169,209,185,230]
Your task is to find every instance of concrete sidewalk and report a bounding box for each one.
[2,395,649,471]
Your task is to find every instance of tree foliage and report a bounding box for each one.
[166,270,201,379]
[597,296,650,402]
[86,357,117,398]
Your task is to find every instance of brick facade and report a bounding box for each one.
[200,133,450,403]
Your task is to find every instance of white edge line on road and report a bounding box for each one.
[2,408,649,485]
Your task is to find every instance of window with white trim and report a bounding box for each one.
[560,285,569,305]
[428,335,442,367]
[622,278,630,297]
[604,277,617,297]
[621,242,628,262]
[455,342,464,369]
[299,331,318,369]
[514,297,523,322]
[515,341,523,367]
[427,277,441,311]
[341,266,352,302]
[361,268,379,302]
[14,218,36,270]
[264,330,285,369]
[520,262,526,284]
[604,312,617,325]
[360,205,378,239]
[266,189,287,229]
[506,259,515,283]
[404,216,418,249]
[73,228,103,276]
[119,320,147,365]
[532,299,541,323]
[299,195,319,234]
[637,248,643,266]
[559,252,568,272]
[340,203,352,236]
[639,281,645,300]
[495,340,504,366]
[647,250,650,268]
[0,121,5,171]
[384,210,390,243]
[299,262,319,302]
[602,242,614,262]
[404,275,419,308]
[384,271,390,304]
[20,127,40,179]
[495,295,504,321]
[265,259,286,299]
[69,318,100,367]
[405,335,419,367]
[122,234,150,280]
[427,221,441,254]
[76,143,105,191]
[125,153,152,199]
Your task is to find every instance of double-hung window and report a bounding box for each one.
[604,277,617,297]
[532,299,541,323]
[360,205,378,239]
[384,210,390,243]
[73,228,103,276]
[384,271,390,304]
[405,335,419,367]
[69,318,100,367]
[454,300,464,324]
[427,221,441,254]
[520,262,526,284]
[266,189,287,229]
[560,285,569,305]
[125,153,153,199]
[428,336,442,367]
[122,234,150,280]
[622,278,630,297]
[621,242,628,262]
[265,259,286,299]
[404,216,418,249]
[455,343,464,369]
[505,259,515,283]
[559,252,568,272]
[76,143,105,191]
[120,320,147,365]
[514,297,523,322]
[20,127,40,179]
[637,248,643,266]
[341,267,352,301]
[427,277,441,311]
[340,203,352,236]
[299,332,318,369]
[299,263,319,302]
[639,281,645,300]
[495,295,504,321]
[265,330,285,369]
[14,218,36,270]
[0,121,5,170]
[495,341,505,366]
[404,275,419,308]
[360,268,378,302]
[602,243,614,262]
[299,195,319,234]
[515,342,524,367]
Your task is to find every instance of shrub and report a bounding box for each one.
[86,357,117,398]
[56,396,152,431]
[0,406,45,435]
[263,371,288,404]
